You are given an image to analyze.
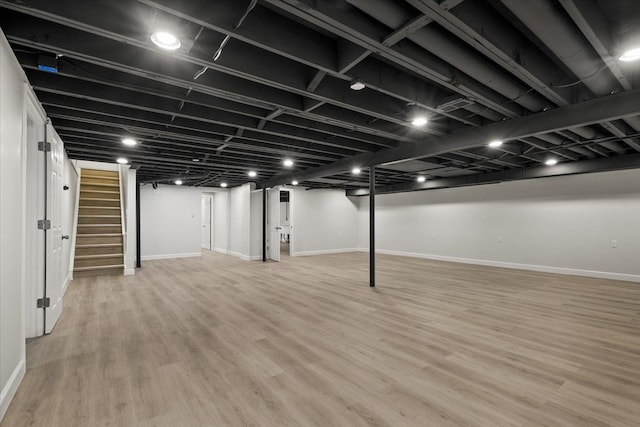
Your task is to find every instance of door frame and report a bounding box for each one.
[280,188,294,256]
[267,186,281,261]
[201,194,214,250]
[22,85,47,338]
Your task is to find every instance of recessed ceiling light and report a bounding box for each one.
[248,170,257,178]
[220,182,228,188]
[116,158,128,164]
[283,158,294,167]
[417,175,426,183]
[291,180,299,186]
[122,137,137,146]
[352,167,361,175]
[150,31,181,50]
[350,78,365,91]
[620,47,640,62]
[545,158,558,166]
[174,180,183,185]
[488,140,503,148]
[411,116,428,127]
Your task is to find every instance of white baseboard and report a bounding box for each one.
[124,268,135,276]
[357,248,640,283]
[141,252,201,261]
[292,248,360,257]
[62,271,72,295]
[214,247,227,254]
[0,358,25,422]
[249,255,262,261]
[227,250,253,261]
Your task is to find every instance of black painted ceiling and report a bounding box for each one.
[1,0,639,189]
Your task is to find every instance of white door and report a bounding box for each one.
[45,125,65,333]
[267,187,281,261]
[201,196,212,250]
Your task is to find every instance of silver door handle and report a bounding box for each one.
[62,235,70,240]
[275,227,281,230]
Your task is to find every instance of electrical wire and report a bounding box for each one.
[193,0,258,80]
[551,63,610,88]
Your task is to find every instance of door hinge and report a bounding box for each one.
[38,141,51,152]
[37,297,50,308]
[37,219,51,230]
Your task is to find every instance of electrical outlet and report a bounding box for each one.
[611,240,618,248]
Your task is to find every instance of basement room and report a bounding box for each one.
[1,0,639,425]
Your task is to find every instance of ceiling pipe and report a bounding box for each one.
[502,0,620,96]
[502,0,640,147]
[346,0,603,156]
[346,0,551,113]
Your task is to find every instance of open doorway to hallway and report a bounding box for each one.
[279,189,292,258]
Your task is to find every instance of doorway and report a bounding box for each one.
[201,194,214,251]
[279,189,292,258]
[267,187,293,261]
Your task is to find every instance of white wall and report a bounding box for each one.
[140,185,203,260]
[61,152,79,285]
[0,29,27,421]
[250,191,264,260]
[125,168,137,274]
[140,184,228,260]
[1,29,78,421]
[213,191,229,253]
[290,188,359,256]
[228,184,252,260]
[358,169,640,282]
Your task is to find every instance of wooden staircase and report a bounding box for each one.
[73,169,124,276]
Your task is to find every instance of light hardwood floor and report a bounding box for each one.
[3,251,640,426]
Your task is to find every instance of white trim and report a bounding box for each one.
[75,160,119,171]
[357,248,640,283]
[68,160,80,277]
[0,358,25,422]
[227,250,252,261]
[249,255,262,261]
[62,271,72,295]
[214,247,228,254]
[292,248,361,257]
[124,268,135,276]
[141,252,201,261]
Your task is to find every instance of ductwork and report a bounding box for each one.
[346,0,552,113]
[347,0,600,157]
[502,0,621,96]
[503,0,639,145]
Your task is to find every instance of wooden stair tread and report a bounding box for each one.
[78,207,120,210]
[81,182,119,187]
[74,264,124,271]
[75,169,124,274]
[81,175,119,180]
[76,244,122,250]
[76,254,123,259]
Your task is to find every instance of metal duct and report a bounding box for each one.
[346,0,604,155]
[503,0,639,147]
[501,0,619,97]
[346,0,552,113]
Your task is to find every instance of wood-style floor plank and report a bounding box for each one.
[3,251,640,426]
